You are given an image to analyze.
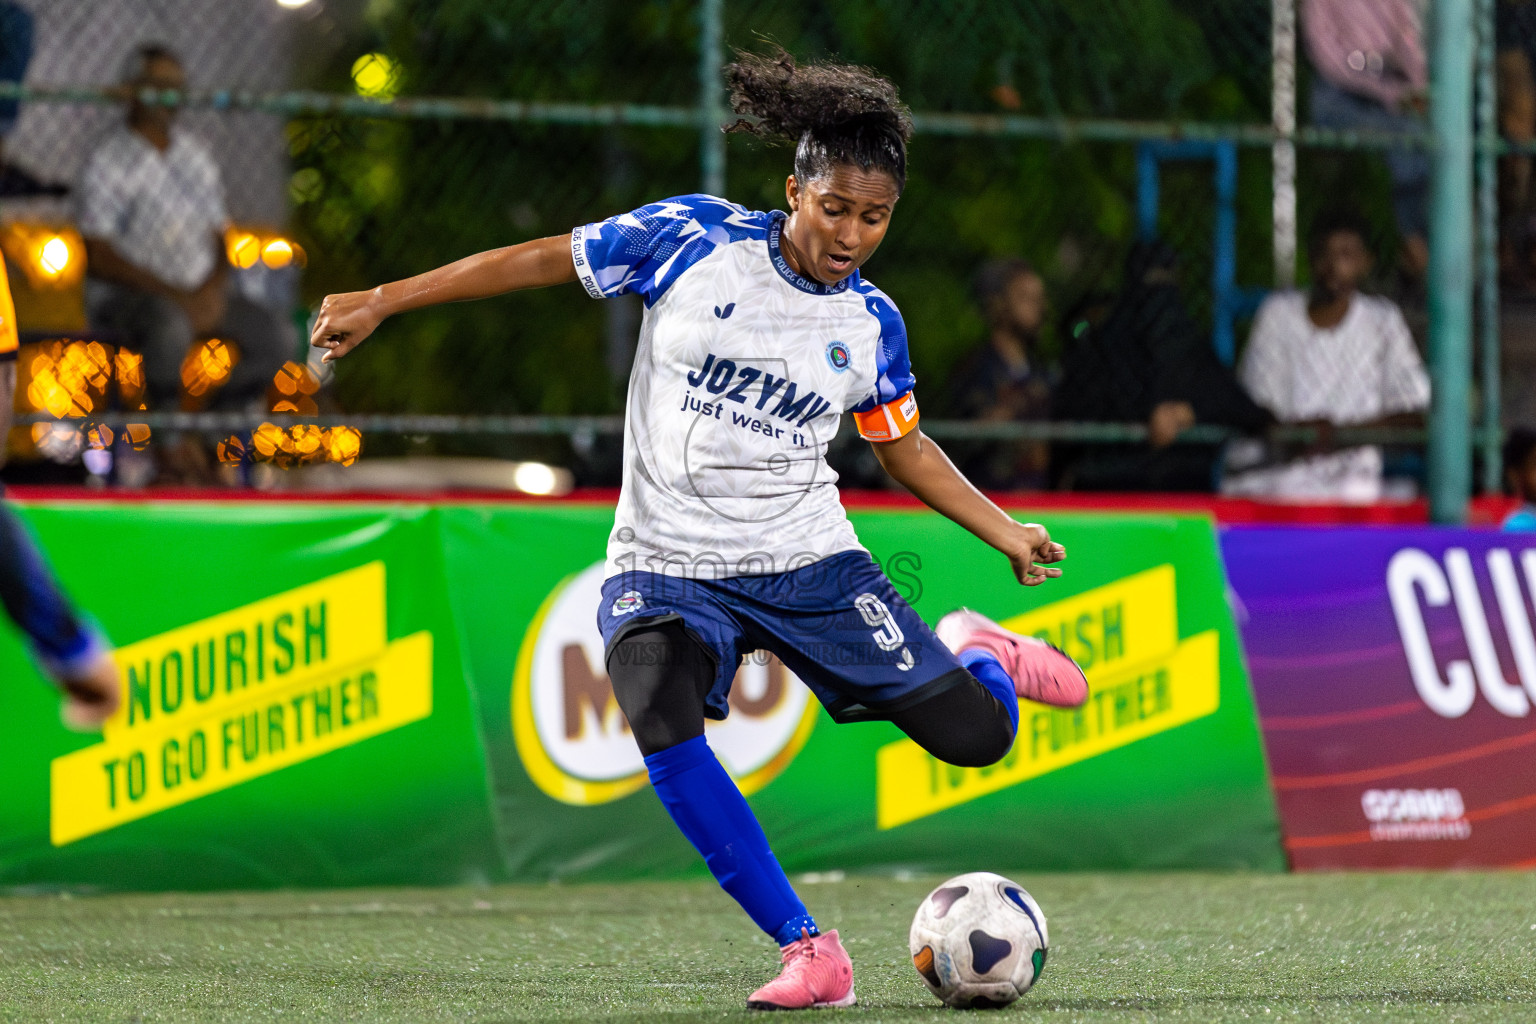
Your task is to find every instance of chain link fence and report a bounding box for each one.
[0,0,1492,496]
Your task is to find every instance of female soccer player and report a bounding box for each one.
[311,50,1086,1011]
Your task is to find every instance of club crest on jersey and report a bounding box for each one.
[826,341,851,373]
[611,591,645,616]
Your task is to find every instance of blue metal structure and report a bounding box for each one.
[1136,139,1266,367]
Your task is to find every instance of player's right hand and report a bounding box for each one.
[59,650,122,733]
[310,289,385,363]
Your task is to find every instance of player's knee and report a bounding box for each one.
[974,720,1017,766]
[907,701,1014,767]
[607,623,711,758]
[890,672,1016,767]
[924,721,1014,768]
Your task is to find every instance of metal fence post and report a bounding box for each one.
[1476,0,1502,497]
[1272,0,1298,289]
[698,0,727,197]
[1428,0,1476,524]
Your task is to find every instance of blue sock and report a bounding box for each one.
[959,648,1021,735]
[644,735,817,946]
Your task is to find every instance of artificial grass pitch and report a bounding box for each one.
[1,872,1533,1023]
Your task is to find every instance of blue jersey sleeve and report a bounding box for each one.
[0,500,102,682]
[848,281,916,414]
[570,194,768,307]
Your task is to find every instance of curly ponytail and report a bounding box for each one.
[724,48,913,194]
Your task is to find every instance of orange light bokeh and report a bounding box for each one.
[252,422,283,459]
[115,350,145,405]
[180,338,237,398]
[324,426,362,466]
[216,435,246,464]
[225,228,305,271]
[272,360,319,397]
[0,225,87,289]
[226,231,262,269]
[261,239,294,269]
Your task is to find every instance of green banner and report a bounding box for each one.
[440,507,1283,877]
[0,503,500,889]
[0,503,1282,888]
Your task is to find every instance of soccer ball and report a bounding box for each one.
[908,871,1049,1008]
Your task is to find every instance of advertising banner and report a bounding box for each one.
[0,504,501,889]
[441,507,1282,878]
[1222,527,1536,869]
[0,502,1281,888]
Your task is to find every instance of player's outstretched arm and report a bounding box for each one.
[871,429,1064,587]
[0,502,121,730]
[310,233,578,362]
[0,366,121,731]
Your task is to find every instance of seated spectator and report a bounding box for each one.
[0,0,62,197]
[1303,0,1430,282]
[1053,240,1271,491]
[1504,427,1536,530]
[944,259,1053,490]
[78,44,288,415]
[0,1,25,144]
[1223,211,1430,502]
[1499,0,1536,287]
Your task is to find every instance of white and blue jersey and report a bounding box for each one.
[571,194,921,581]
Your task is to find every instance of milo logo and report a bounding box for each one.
[512,562,818,805]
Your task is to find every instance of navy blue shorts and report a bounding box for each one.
[596,550,970,723]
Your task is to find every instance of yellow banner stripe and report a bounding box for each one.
[51,631,433,846]
[105,562,388,740]
[876,629,1220,830]
[999,565,1178,682]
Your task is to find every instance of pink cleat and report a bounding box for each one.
[936,608,1089,708]
[746,929,856,1011]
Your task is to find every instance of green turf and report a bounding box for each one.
[1,872,1533,1023]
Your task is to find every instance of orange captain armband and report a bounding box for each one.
[853,390,920,442]
[0,258,16,363]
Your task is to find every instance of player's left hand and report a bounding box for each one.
[1007,522,1065,587]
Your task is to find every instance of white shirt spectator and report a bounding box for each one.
[77,126,228,293]
[1223,290,1430,502]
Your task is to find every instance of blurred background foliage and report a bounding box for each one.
[285,0,1398,434]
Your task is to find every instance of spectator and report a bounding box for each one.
[0,0,29,157]
[78,43,289,415]
[1504,426,1536,530]
[1223,211,1430,502]
[0,0,62,198]
[1053,240,1271,491]
[0,256,120,730]
[944,259,1053,490]
[1498,0,1536,287]
[1302,0,1430,283]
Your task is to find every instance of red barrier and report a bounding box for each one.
[6,486,1521,526]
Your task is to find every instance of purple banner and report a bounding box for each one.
[1222,528,1536,870]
